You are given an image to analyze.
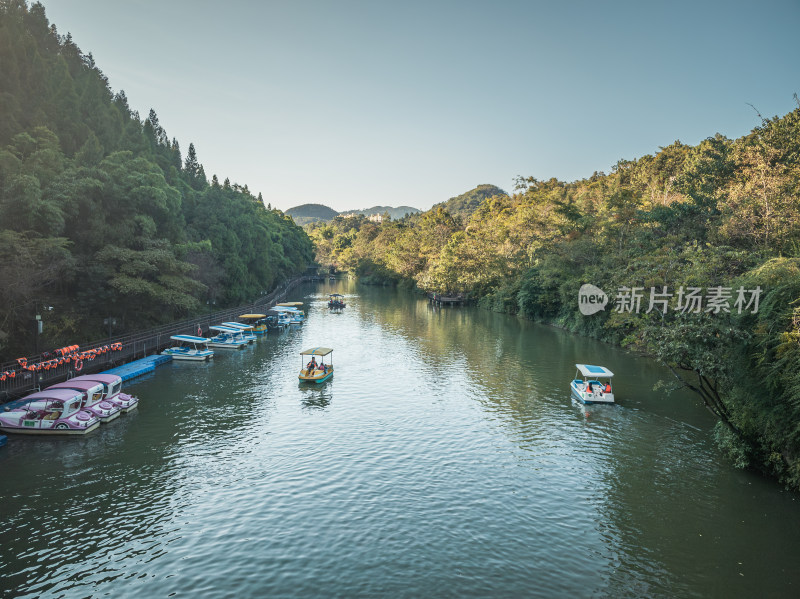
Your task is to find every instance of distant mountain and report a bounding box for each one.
[286,203,421,224]
[342,206,421,220]
[434,184,508,220]
[285,203,339,225]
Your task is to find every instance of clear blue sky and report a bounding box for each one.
[42,0,800,212]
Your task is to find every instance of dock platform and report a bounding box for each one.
[102,355,172,382]
[429,293,465,306]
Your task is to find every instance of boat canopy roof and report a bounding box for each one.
[329,294,343,297]
[575,364,614,378]
[276,302,303,307]
[209,325,241,333]
[47,380,103,392]
[76,374,121,385]
[222,322,253,330]
[24,388,84,402]
[171,334,208,343]
[300,347,333,356]
[239,313,266,319]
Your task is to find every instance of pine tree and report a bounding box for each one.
[184,142,198,174]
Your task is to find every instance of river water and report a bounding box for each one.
[1,281,797,598]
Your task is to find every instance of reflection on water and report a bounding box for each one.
[1,281,798,598]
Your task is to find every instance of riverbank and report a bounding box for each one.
[0,276,312,404]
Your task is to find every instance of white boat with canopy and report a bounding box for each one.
[206,326,248,349]
[161,335,214,361]
[221,322,257,343]
[570,364,615,404]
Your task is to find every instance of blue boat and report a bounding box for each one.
[274,302,305,324]
[221,322,257,343]
[161,335,215,361]
[206,326,248,349]
[570,364,615,404]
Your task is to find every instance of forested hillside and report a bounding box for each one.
[433,184,507,220]
[0,1,313,359]
[285,203,339,225]
[309,107,800,489]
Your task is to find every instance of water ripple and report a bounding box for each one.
[1,283,798,598]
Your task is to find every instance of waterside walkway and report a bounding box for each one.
[0,276,311,403]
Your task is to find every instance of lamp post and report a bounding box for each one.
[34,313,41,355]
[104,317,117,340]
[33,305,52,355]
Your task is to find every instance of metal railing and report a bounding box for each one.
[0,276,311,402]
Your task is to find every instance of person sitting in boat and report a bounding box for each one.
[604,383,612,394]
[307,357,318,371]
[586,382,593,393]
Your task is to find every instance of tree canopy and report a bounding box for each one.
[0,0,313,357]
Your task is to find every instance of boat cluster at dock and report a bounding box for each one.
[160,303,306,361]
[0,374,139,436]
[0,301,327,443]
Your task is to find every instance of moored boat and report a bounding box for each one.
[73,374,139,412]
[275,302,305,323]
[221,322,257,343]
[206,326,248,349]
[299,347,334,383]
[274,306,303,325]
[570,364,615,404]
[161,335,215,361]
[47,378,123,422]
[0,389,100,435]
[239,314,268,335]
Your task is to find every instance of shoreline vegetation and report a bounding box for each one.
[2,1,799,491]
[308,107,800,491]
[0,2,314,359]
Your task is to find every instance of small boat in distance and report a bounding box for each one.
[299,347,334,384]
[161,335,215,361]
[328,294,346,310]
[570,364,615,404]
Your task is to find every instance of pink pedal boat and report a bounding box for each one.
[0,389,100,435]
[70,374,139,413]
[47,378,122,422]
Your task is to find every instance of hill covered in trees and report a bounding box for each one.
[285,203,339,225]
[433,184,507,220]
[0,1,313,359]
[309,106,800,490]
